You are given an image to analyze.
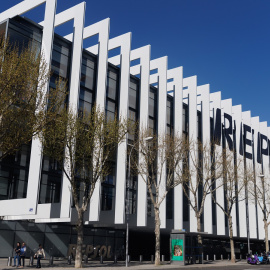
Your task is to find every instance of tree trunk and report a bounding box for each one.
[154,207,161,266]
[228,215,235,263]
[264,219,269,252]
[197,215,202,245]
[196,215,203,263]
[75,209,84,268]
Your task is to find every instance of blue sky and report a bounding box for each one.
[1,0,270,123]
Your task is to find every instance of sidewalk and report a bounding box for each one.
[0,258,252,270]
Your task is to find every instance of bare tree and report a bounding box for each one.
[41,105,131,268]
[212,147,246,263]
[0,37,66,159]
[248,167,270,252]
[131,129,185,265]
[175,140,223,247]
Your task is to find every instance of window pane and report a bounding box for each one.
[106,100,115,113]
[129,88,137,109]
[107,78,117,100]
[39,174,61,204]
[0,22,6,37]
[108,70,117,80]
[79,99,92,114]
[130,81,137,91]
[167,106,171,124]
[128,110,136,122]
[106,111,115,121]
[149,98,155,118]
[81,65,94,90]
[80,88,92,104]
[149,118,154,129]
[101,186,113,211]
[82,57,95,69]
[51,50,69,78]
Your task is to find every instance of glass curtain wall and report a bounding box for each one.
[147,87,157,217]
[126,77,139,215]
[39,37,71,204]
[166,97,174,220]
[101,66,119,211]
[182,104,189,229]
[0,17,42,200]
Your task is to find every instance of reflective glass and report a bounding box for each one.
[0,22,6,38]
[79,89,92,104]
[39,174,61,204]
[108,70,117,80]
[107,78,117,100]
[101,186,114,211]
[81,64,94,90]
[129,88,137,109]
[106,100,115,113]
[149,98,155,118]
[51,50,69,78]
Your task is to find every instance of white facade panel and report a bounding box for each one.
[167,67,183,230]
[130,45,151,227]
[251,116,263,240]
[259,122,269,240]
[210,92,225,236]
[197,84,212,234]
[0,0,57,217]
[242,111,257,239]
[183,76,197,233]
[109,33,132,224]
[222,99,237,237]
[232,105,247,238]
[150,56,168,229]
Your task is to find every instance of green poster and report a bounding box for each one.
[171,239,183,261]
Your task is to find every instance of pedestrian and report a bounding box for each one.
[20,242,26,268]
[13,242,21,267]
[34,244,45,268]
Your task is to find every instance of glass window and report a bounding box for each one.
[183,105,188,133]
[149,90,155,100]
[82,57,95,69]
[0,177,8,197]
[128,110,136,122]
[81,64,94,90]
[108,70,117,80]
[149,119,154,130]
[101,186,113,211]
[39,155,62,204]
[106,100,115,113]
[129,88,137,110]
[79,100,91,115]
[107,78,117,100]
[166,188,173,219]
[0,22,6,38]
[130,81,137,91]
[80,89,92,104]
[167,106,171,124]
[51,50,69,78]
[53,43,69,56]
[107,111,115,121]
[39,174,61,204]
[0,144,31,201]
[149,98,155,118]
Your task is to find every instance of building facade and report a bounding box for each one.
[0,0,269,260]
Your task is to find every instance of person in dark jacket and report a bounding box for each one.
[13,242,21,267]
[20,242,26,268]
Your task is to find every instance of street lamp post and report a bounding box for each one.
[126,136,153,267]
